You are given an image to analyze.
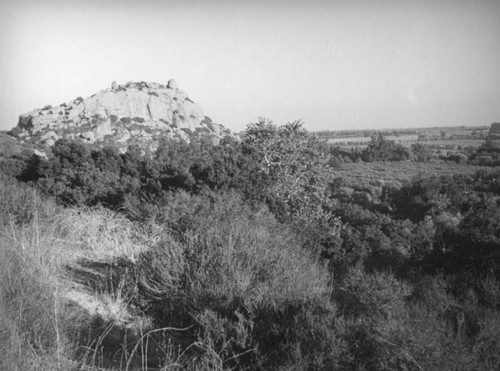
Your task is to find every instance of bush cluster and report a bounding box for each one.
[1,120,500,370]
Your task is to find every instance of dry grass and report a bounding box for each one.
[54,206,155,262]
[0,196,78,370]
[0,176,160,370]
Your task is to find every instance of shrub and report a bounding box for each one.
[471,311,500,370]
[335,267,418,370]
[135,191,340,369]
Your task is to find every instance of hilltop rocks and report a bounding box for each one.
[485,123,500,149]
[167,78,178,89]
[11,80,236,153]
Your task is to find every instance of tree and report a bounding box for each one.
[242,118,341,251]
[361,133,411,162]
[410,143,431,162]
[243,119,332,212]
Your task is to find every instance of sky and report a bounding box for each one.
[0,0,499,133]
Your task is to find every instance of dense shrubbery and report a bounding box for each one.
[470,143,500,166]
[1,120,500,370]
[328,133,436,164]
[361,133,412,162]
[133,192,340,369]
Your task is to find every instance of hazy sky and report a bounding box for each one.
[1,0,499,132]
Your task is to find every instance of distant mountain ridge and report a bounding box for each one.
[10,79,236,152]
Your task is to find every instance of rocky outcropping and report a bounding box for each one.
[11,80,236,152]
[485,123,500,149]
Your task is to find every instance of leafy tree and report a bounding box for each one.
[362,133,411,162]
[390,174,471,222]
[410,143,431,162]
[243,118,334,217]
[432,198,500,280]
[242,118,341,254]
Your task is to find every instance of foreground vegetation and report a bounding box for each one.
[1,119,500,370]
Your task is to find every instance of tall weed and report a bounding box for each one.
[0,184,77,370]
[0,177,153,370]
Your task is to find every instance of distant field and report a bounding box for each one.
[327,135,418,145]
[328,137,485,151]
[332,161,489,189]
[417,139,484,148]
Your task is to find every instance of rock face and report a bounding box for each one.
[485,123,500,149]
[12,80,236,152]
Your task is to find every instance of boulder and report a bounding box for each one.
[33,149,48,159]
[40,130,59,141]
[167,79,178,89]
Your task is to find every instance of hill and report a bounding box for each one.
[8,80,236,153]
